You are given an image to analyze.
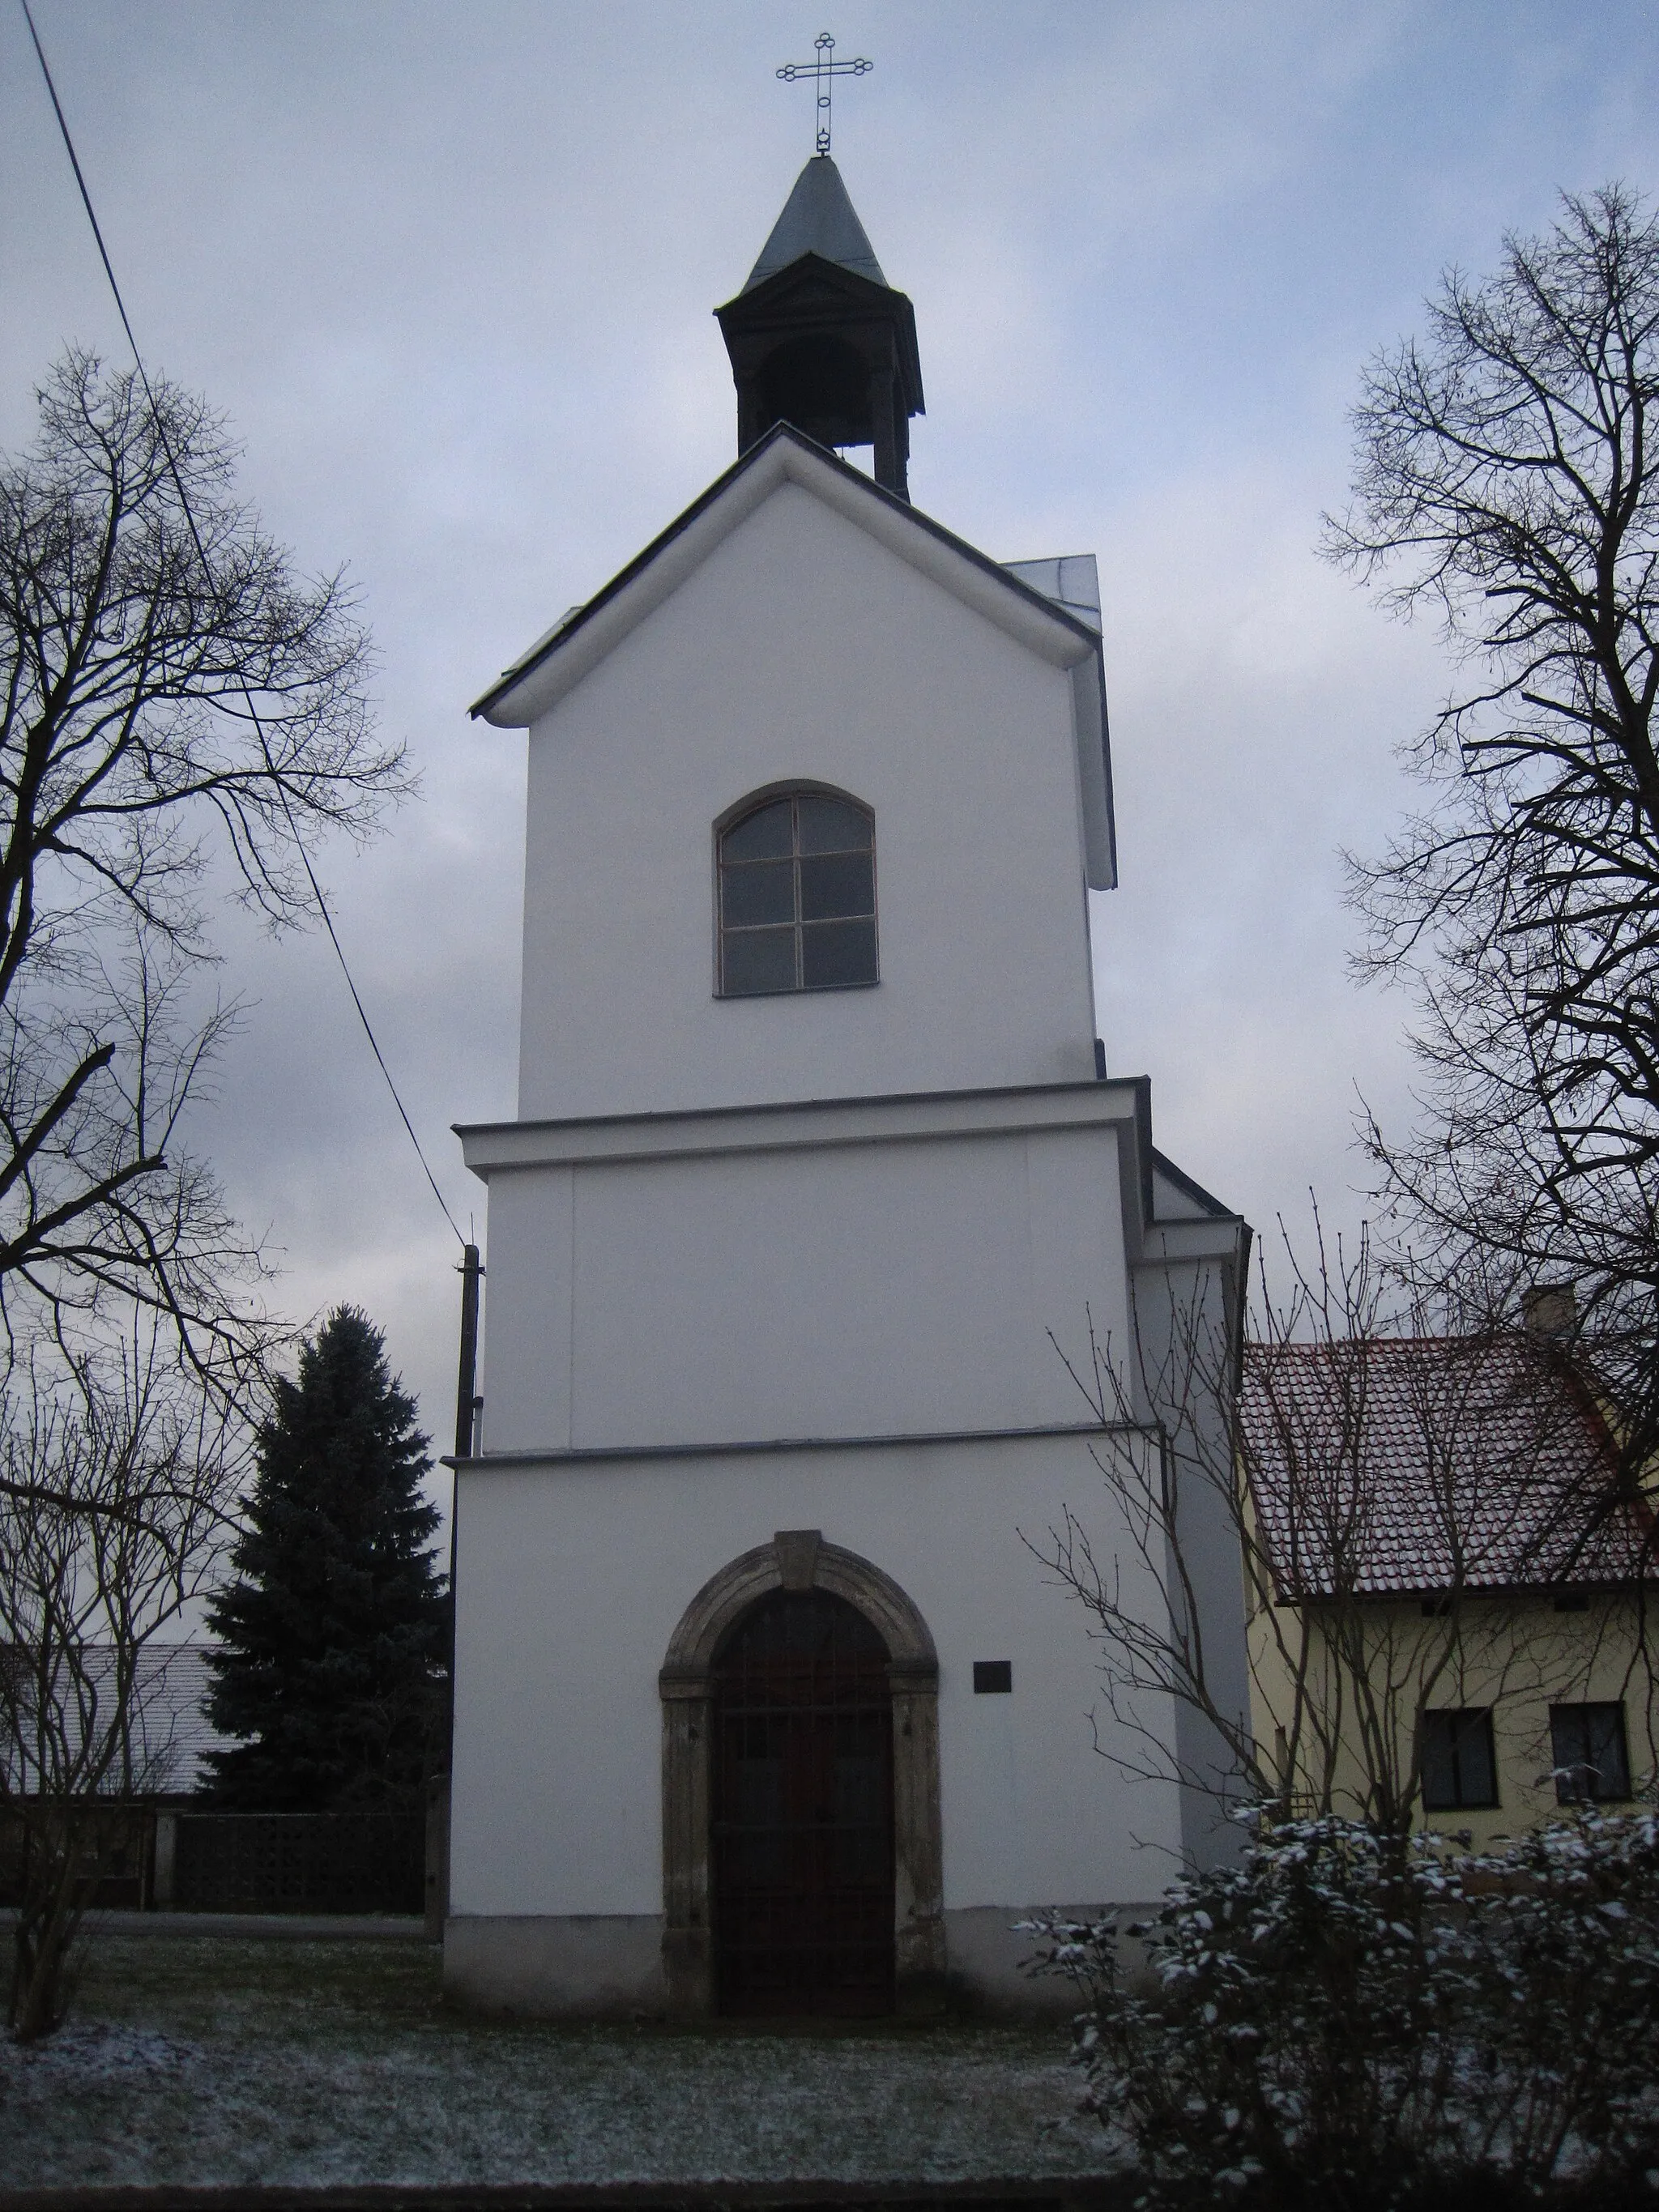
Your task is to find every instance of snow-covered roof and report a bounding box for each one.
[1240,1334,1649,1600]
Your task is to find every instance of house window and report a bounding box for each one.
[1550,1703,1631,1803]
[1421,1708,1499,1810]
[718,791,876,997]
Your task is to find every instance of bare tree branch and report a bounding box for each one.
[0,352,407,1379]
[0,1327,250,2039]
[1322,185,1659,1486]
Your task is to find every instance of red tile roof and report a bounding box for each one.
[1240,1334,1651,1600]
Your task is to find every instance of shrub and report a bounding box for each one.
[1024,1810,1659,2208]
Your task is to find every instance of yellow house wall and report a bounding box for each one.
[1246,1588,1654,1848]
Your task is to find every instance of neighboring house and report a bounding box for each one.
[113,1645,227,1798]
[0,1643,228,1911]
[0,1643,224,1801]
[1240,1325,1655,1844]
[445,152,1253,2020]
[2,1648,422,1915]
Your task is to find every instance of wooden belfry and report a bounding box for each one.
[714,36,923,500]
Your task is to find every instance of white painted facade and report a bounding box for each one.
[509,445,1111,1123]
[450,1431,1185,1907]
[449,425,1251,2018]
[474,1093,1135,1455]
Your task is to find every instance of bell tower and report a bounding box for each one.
[714,156,924,500]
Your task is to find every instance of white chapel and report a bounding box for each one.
[446,153,1252,2018]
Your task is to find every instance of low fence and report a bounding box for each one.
[164,1811,424,1915]
[2,1805,428,1916]
[0,1801,155,1910]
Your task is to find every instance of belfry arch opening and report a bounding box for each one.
[756,334,873,454]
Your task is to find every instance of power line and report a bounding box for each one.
[18,0,467,1249]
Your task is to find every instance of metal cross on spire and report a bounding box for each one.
[776,32,872,158]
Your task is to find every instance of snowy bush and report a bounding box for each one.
[1454,1808,1659,2186]
[1025,1809,1659,2206]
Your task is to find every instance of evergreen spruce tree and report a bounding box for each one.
[204,1307,449,1809]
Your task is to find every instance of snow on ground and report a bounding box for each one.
[0,1933,1122,2190]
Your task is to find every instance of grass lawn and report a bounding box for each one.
[0,1931,1120,2191]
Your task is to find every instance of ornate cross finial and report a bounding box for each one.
[776,32,872,158]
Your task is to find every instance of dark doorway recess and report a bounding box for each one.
[712,1587,895,2016]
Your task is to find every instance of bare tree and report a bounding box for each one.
[0,1324,248,2041]
[1028,1223,1650,1856]
[1027,1285,1266,1826]
[1321,184,1659,1481]
[0,351,405,1383]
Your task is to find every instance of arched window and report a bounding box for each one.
[717,789,877,997]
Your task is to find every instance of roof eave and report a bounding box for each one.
[469,423,1100,729]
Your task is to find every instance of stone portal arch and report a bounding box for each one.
[659,1531,943,2014]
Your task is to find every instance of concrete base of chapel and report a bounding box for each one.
[441,1905,1163,2020]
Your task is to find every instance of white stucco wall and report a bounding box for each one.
[514,479,1099,1123]
[476,1110,1132,1455]
[449,1433,1182,1923]
[448,446,1249,2009]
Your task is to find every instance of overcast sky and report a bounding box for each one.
[3,0,1657,1476]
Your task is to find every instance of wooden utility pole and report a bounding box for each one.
[454,1242,483,1460]
[433,1241,483,1937]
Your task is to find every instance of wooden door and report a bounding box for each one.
[712,1588,894,2016]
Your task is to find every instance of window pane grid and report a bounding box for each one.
[719,793,877,997]
[1550,1702,1631,1803]
[1421,1708,1499,1811]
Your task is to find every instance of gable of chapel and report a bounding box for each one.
[476,430,1116,1121]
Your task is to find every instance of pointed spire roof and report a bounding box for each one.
[743,156,887,292]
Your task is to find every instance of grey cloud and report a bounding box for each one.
[4,0,1657,1455]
